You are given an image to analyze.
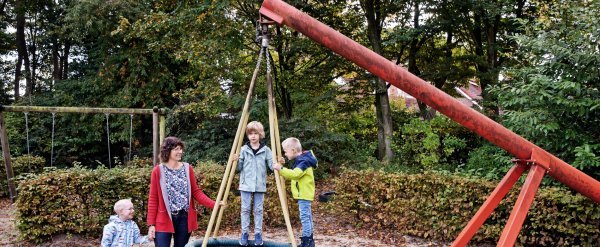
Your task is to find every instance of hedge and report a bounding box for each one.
[327,170,600,246]
[16,163,600,246]
[1,155,46,197]
[15,162,298,243]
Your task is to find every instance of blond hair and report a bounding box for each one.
[246,121,265,139]
[282,137,302,152]
[114,199,132,213]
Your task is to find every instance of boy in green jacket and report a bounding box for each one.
[273,137,317,247]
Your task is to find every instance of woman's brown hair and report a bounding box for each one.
[160,137,185,163]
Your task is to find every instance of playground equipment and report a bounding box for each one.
[0,105,166,201]
[187,19,294,247]
[257,0,600,246]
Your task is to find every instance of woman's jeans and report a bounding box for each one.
[155,210,190,247]
[298,199,313,237]
[240,191,265,234]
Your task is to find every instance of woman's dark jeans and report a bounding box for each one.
[154,211,190,247]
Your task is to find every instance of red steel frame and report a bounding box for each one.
[259,0,600,246]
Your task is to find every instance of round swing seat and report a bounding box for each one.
[185,238,292,247]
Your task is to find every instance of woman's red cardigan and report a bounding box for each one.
[147,164,215,233]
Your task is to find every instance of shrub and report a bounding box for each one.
[328,169,600,246]
[0,155,46,197]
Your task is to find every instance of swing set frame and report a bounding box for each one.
[198,18,296,247]
[258,0,600,246]
[0,105,167,202]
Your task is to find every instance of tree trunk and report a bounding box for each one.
[483,14,501,116]
[27,17,38,96]
[61,40,71,80]
[15,0,31,100]
[14,55,22,100]
[52,39,61,91]
[406,1,434,120]
[361,0,394,162]
[0,0,7,16]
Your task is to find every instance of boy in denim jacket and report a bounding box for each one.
[101,199,149,247]
[233,121,273,246]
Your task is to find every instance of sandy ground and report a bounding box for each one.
[0,197,456,247]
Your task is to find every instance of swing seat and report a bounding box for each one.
[185,238,292,247]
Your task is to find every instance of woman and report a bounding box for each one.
[147,136,219,247]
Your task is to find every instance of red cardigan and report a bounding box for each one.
[147,164,215,233]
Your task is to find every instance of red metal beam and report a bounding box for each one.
[259,0,600,204]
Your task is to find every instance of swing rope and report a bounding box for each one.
[24,112,31,171]
[105,113,111,168]
[129,114,133,163]
[50,112,56,167]
[264,33,296,246]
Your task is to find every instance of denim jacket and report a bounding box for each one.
[237,142,273,192]
[101,215,149,247]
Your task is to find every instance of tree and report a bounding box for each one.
[351,0,400,162]
[456,0,534,116]
[495,0,600,179]
[14,0,30,100]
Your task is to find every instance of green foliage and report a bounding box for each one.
[494,0,600,180]
[460,143,514,180]
[15,162,298,243]
[328,170,600,246]
[394,115,472,171]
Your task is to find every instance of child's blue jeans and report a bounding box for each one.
[298,199,313,237]
[240,191,265,234]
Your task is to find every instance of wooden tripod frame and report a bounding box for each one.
[201,31,296,247]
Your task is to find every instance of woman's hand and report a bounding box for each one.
[148,225,155,241]
[232,154,239,161]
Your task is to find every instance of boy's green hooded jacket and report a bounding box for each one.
[279,150,318,201]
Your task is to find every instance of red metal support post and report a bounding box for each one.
[258,0,600,204]
[497,164,546,246]
[451,163,528,247]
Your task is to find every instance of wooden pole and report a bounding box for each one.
[153,107,159,165]
[266,44,296,246]
[202,48,264,247]
[213,113,249,237]
[0,112,17,202]
[159,114,166,146]
[271,94,292,221]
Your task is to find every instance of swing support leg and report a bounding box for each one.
[0,111,17,201]
[258,1,599,245]
[497,164,545,246]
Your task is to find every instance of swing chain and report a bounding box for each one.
[129,114,133,163]
[105,113,111,168]
[24,112,31,171]
[50,112,56,167]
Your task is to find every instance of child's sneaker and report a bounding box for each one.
[254,233,263,246]
[239,232,249,246]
